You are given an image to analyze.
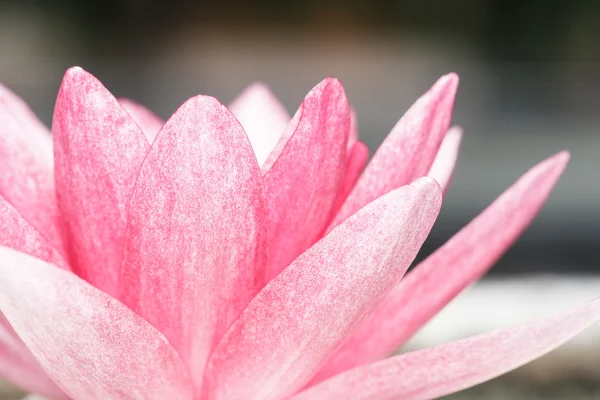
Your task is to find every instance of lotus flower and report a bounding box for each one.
[0,67,598,400]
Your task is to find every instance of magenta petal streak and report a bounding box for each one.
[204,178,442,400]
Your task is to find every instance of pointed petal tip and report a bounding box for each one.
[317,77,346,94]
[431,73,459,100]
[536,151,570,179]
[411,176,443,200]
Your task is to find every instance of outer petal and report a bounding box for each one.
[427,126,463,194]
[0,85,62,251]
[331,74,458,228]
[204,178,442,400]
[261,78,350,281]
[0,195,68,397]
[118,98,164,143]
[229,82,290,166]
[0,323,67,400]
[0,247,194,400]
[313,152,569,381]
[53,67,150,296]
[119,95,268,391]
[292,297,600,400]
[0,195,68,270]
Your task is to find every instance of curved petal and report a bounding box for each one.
[313,152,569,382]
[118,98,164,143]
[229,82,290,166]
[331,74,458,228]
[0,325,67,400]
[0,85,62,251]
[293,297,600,400]
[0,247,194,400]
[53,67,150,296]
[427,126,463,194]
[261,78,351,281]
[0,195,68,270]
[203,178,442,400]
[119,95,268,391]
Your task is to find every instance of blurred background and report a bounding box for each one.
[0,0,599,398]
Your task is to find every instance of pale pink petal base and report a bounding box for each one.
[0,247,194,400]
[292,297,600,400]
[313,152,569,382]
[204,178,442,400]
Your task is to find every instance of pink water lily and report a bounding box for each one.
[0,67,598,400]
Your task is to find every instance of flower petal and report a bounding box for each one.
[119,98,164,143]
[427,126,463,194]
[261,78,351,281]
[313,152,569,381]
[0,85,62,251]
[0,323,67,399]
[53,67,150,296]
[331,141,369,217]
[0,195,68,270]
[204,178,442,400]
[346,108,358,151]
[229,82,290,166]
[119,95,268,391]
[293,297,600,400]
[0,84,52,163]
[0,247,194,400]
[331,74,458,228]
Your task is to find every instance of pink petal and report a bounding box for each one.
[346,108,358,151]
[229,82,290,166]
[119,98,164,143]
[427,126,463,194]
[261,78,351,281]
[0,85,62,251]
[0,84,53,162]
[293,297,600,400]
[331,141,369,216]
[203,178,442,400]
[0,322,67,399]
[53,67,150,296]
[119,95,268,391]
[0,195,68,270]
[330,74,458,228]
[0,247,194,400]
[313,152,569,382]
